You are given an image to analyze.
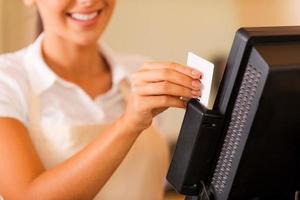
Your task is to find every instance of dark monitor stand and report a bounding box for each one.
[167,27,300,200]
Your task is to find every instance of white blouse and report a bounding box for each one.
[0,35,147,127]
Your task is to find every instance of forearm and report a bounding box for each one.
[23,117,140,200]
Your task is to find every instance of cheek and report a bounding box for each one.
[45,0,69,8]
[38,0,69,10]
[37,0,69,27]
[104,0,116,20]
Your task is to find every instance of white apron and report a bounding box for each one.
[27,80,169,200]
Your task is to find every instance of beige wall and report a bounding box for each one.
[0,0,4,53]
[234,0,300,26]
[103,0,237,63]
[103,0,300,62]
[235,1,287,26]
[0,0,36,53]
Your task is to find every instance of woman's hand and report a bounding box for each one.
[121,61,203,133]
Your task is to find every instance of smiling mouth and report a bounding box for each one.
[66,10,102,21]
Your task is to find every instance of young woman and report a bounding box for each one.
[0,0,202,199]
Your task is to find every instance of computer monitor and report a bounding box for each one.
[166,27,300,200]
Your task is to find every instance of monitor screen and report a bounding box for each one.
[167,27,300,200]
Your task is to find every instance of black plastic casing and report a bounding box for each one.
[167,99,223,195]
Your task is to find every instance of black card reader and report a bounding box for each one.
[167,99,224,195]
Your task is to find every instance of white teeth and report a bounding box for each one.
[70,12,98,21]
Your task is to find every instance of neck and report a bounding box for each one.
[41,33,108,80]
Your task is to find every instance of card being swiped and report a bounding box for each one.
[187,52,214,108]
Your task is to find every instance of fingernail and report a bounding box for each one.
[191,70,201,78]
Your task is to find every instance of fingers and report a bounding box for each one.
[141,61,203,79]
[131,69,201,91]
[124,61,203,128]
[132,81,201,98]
[124,61,202,131]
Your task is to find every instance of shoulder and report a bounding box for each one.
[0,48,29,82]
[0,48,30,94]
[0,48,30,124]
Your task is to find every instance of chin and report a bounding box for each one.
[71,31,102,47]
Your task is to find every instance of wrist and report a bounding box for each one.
[116,115,143,137]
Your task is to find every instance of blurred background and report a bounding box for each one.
[0,0,300,199]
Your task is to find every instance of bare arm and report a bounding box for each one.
[0,62,202,200]
[0,116,140,200]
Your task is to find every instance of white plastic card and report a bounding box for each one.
[187,52,214,108]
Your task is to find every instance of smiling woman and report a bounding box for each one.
[0,0,203,200]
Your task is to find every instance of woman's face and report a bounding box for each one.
[29,0,116,45]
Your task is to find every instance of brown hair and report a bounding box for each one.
[36,12,43,37]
